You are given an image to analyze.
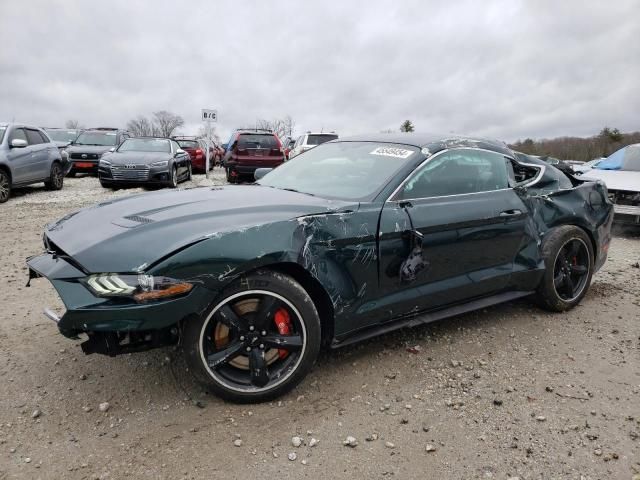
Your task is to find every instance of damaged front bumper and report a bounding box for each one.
[26,252,214,346]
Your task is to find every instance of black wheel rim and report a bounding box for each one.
[553,238,590,301]
[0,172,9,201]
[200,291,306,393]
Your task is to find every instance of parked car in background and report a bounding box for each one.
[44,128,80,172]
[572,157,605,174]
[27,133,612,402]
[44,128,80,148]
[98,137,191,189]
[173,137,211,173]
[222,129,285,183]
[67,128,131,176]
[580,144,640,224]
[0,123,66,203]
[282,137,295,159]
[288,132,338,158]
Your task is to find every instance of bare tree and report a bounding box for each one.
[196,124,220,144]
[400,120,415,132]
[256,115,296,141]
[153,111,184,137]
[126,116,155,137]
[65,119,83,129]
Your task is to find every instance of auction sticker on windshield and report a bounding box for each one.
[370,146,414,159]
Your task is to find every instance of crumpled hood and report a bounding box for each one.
[45,185,355,273]
[106,151,173,165]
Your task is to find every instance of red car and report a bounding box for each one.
[173,137,215,173]
[222,129,285,183]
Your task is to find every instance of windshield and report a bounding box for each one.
[177,140,199,149]
[306,134,338,146]
[118,138,170,153]
[0,127,5,144]
[75,131,118,146]
[45,129,78,143]
[258,142,419,200]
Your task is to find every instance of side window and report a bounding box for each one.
[38,130,51,143]
[9,128,28,143]
[398,149,510,199]
[26,129,45,145]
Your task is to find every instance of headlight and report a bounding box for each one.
[99,159,111,167]
[83,274,193,303]
[151,160,169,167]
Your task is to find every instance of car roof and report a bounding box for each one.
[337,133,511,154]
[0,122,45,130]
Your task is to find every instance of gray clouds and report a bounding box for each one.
[1,0,638,142]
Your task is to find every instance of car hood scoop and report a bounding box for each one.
[45,185,354,273]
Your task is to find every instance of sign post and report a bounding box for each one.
[201,109,217,179]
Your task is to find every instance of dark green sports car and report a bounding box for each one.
[27,134,614,402]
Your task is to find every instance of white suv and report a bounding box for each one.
[289,132,338,159]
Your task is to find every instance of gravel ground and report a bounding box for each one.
[0,174,639,480]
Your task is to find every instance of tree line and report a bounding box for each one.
[510,127,640,162]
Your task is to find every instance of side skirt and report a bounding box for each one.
[331,290,534,349]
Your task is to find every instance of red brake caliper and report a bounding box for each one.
[274,308,292,359]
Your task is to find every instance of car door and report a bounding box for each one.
[26,129,52,179]
[376,147,529,318]
[5,127,37,184]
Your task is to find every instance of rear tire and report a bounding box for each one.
[182,270,321,403]
[44,162,64,191]
[535,226,594,312]
[0,169,11,203]
[226,168,235,183]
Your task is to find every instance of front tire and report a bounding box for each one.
[0,169,11,203]
[535,226,594,312]
[168,165,178,188]
[183,270,321,403]
[44,162,64,191]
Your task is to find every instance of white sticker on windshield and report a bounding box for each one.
[370,146,413,159]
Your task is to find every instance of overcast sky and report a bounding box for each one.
[1,0,638,142]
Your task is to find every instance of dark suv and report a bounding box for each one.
[66,128,131,176]
[222,129,285,182]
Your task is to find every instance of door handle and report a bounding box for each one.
[499,209,522,217]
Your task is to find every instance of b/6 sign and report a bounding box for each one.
[201,109,217,122]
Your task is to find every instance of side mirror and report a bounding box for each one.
[254,168,273,181]
[108,147,116,152]
[176,148,186,155]
[10,139,28,148]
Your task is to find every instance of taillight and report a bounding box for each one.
[195,148,203,159]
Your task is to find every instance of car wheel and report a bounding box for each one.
[169,165,178,188]
[535,226,594,312]
[183,270,321,403]
[0,169,11,203]
[44,162,64,191]
[226,168,234,183]
[186,163,192,181]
